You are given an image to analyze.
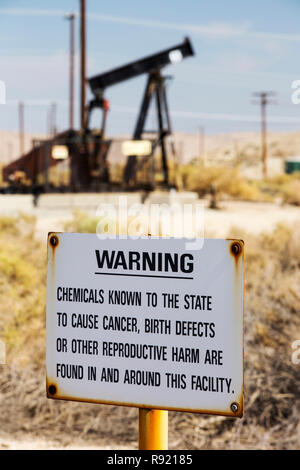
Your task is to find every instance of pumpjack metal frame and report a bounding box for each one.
[123,71,172,186]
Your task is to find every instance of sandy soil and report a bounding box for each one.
[203,200,300,237]
[3,194,300,240]
[0,434,130,450]
[31,199,300,240]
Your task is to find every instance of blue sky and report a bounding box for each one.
[1,0,300,135]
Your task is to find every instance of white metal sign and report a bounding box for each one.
[51,145,69,160]
[46,233,244,417]
[121,140,152,157]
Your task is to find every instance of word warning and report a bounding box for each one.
[46,233,244,417]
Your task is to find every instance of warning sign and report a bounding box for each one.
[46,233,244,417]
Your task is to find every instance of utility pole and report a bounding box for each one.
[46,103,57,137]
[7,142,13,162]
[252,91,276,179]
[19,101,24,156]
[65,13,75,129]
[46,106,51,137]
[51,102,57,136]
[80,0,86,130]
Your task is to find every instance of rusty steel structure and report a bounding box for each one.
[2,37,194,194]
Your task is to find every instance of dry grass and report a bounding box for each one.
[0,214,46,368]
[181,165,266,202]
[281,179,300,206]
[64,210,100,233]
[181,163,300,208]
[0,214,300,449]
[246,172,300,206]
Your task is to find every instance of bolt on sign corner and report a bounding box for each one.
[46,233,244,417]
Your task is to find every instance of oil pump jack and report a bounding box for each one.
[86,36,194,188]
[2,37,194,193]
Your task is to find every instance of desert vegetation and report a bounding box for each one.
[181,163,300,206]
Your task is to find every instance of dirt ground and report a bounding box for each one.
[0,434,130,450]
[1,194,300,239]
[33,199,300,240]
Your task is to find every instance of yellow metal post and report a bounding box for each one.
[139,408,168,450]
